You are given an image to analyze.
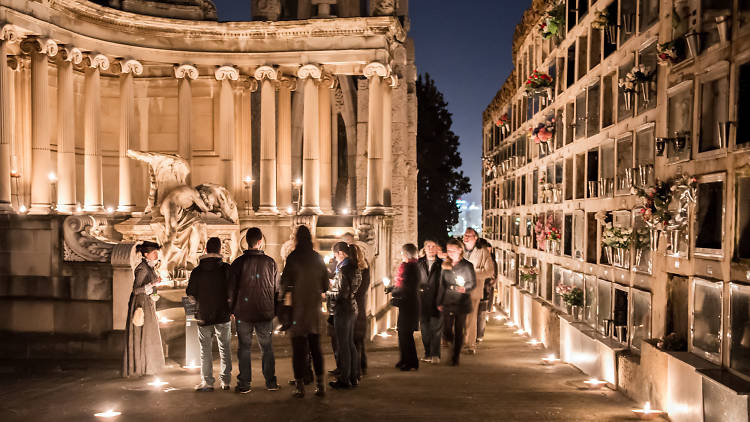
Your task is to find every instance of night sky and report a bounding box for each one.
[212,0,530,206]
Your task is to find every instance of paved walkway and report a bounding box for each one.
[0,318,642,421]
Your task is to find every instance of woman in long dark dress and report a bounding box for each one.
[391,243,420,371]
[352,244,370,376]
[123,241,165,377]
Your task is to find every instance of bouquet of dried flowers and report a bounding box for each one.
[556,284,583,307]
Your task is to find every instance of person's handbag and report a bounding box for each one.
[132,307,144,327]
[276,291,294,331]
[390,287,404,308]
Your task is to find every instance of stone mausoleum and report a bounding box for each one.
[483,0,750,420]
[0,0,416,359]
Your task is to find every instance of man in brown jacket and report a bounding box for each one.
[463,228,493,354]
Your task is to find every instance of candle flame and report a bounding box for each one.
[382,277,391,287]
[94,409,122,418]
[147,378,168,387]
[455,276,465,287]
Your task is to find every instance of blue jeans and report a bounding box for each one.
[420,315,443,358]
[236,320,277,388]
[198,322,232,385]
[334,310,359,385]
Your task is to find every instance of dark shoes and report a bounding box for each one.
[329,380,351,390]
[400,365,418,371]
[293,380,305,398]
[266,381,280,391]
[235,385,251,394]
[328,368,340,376]
[395,361,404,369]
[315,376,326,397]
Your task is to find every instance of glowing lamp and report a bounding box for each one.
[340,208,350,215]
[632,402,665,419]
[94,410,122,418]
[158,317,173,324]
[18,205,27,214]
[382,277,391,288]
[493,314,505,321]
[293,178,302,187]
[48,172,57,182]
[541,354,560,365]
[106,207,114,214]
[583,378,607,389]
[147,378,168,387]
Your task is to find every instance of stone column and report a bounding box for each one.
[82,54,110,212]
[297,64,322,215]
[55,47,83,213]
[254,66,279,215]
[277,76,296,214]
[382,75,397,207]
[215,66,239,190]
[0,29,19,213]
[318,74,336,214]
[175,64,198,165]
[363,62,388,215]
[116,59,143,212]
[21,38,58,214]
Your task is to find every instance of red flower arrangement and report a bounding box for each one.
[525,70,554,94]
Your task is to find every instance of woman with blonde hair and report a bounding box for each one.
[436,238,476,366]
[351,244,370,376]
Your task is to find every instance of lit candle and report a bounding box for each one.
[324,254,332,265]
[514,328,526,335]
[147,378,168,387]
[106,206,114,214]
[583,378,607,389]
[94,410,122,418]
[183,361,200,369]
[527,338,542,346]
[541,354,560,365]
[340,207,349,215]
[48,172,57,183]
[493,314,505,321]
[382,277,391,288]
[286,206,294,214]
[455,275,466,287]
[18,204,27,214]
[632,402,665,419]
[504,321,516,328]
[158,317,173,324]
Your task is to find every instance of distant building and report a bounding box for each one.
[449,199,482,237]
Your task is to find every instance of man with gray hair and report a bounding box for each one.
[462,228,493,354]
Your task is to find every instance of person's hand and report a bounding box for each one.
[455,286,466,294]
[145,283,154,295]
[437,305,444,312]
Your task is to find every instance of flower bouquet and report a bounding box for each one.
[556,284,584,319]
[496,113,511,133]
[539,3,566,41]
[657,41,679,64]
[602,224,633,267]
[632,178,674,250]
[592,10,616,43]
[531,118,556,145]
[520,265,538,283]
[525,70,554,98]
[631,64,655,103]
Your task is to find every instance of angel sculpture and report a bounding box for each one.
[127,150,239,274]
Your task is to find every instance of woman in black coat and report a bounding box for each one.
[391,243,421,371]
[352,244,370,376]
[328,242,362,389]
[437,238,476,366]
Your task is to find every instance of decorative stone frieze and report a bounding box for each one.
[63,215,117,262]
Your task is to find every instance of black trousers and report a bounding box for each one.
[397,311,419,369]
[291,334,324,381]
[444,311,467,365]
[443,313,456,343]
[354,335,367,374]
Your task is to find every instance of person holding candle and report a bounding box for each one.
[418,239,444,364]
[186,237,232,392]
[123,241,165,377]
[462,228,493,354]
[279,225,329,398]
[328,242,362,389]
[391,243,421,371]
[352,244,371,376]
[436,238,476,366]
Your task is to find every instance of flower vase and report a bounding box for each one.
[639,81,650,103]
[668,228,682,256]
[614,247,627,268]
[546,87,553,101]
[622,12,635,34]
[716,15,730,44]
[588,181,598,198]
[685,31,700,59]
[717,121,731,149]
[634,248,643,268]
[571,305,582,321]
[604,246,614,265]
[606,24,617,44]
[624,168,634,190]
[649,229,661,251]
[623,90,633,110]
[638,165,652,187]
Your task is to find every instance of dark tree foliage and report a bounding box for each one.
[417,73,471,246]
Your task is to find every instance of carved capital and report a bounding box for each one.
[297,64,322,80]
[174,63,199,80]
[114,58,143,75]
[279,75,298,91]
[58,46,83,65]
[253,65,278,81]
[84,53,110,70]
[1,24,24,43]
[321,72,338,89]
[215,65,239,81]
[363,61,390,79]
[386,74,399,88]
[7,55,23,71]
[20,37,59,57]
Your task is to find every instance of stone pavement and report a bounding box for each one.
[0,318,643,422]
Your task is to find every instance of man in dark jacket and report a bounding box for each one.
[186,237,232,392]
[418,239,443,364]
[229,227,279,393]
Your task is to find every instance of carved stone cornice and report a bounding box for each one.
[215,65,239,81]
[20,37,59,57]
[113,58,143,75]
[297,64,322,80]
[174,63,199,80]
[57,45,83,64]
[253,65,278,81]
[84,53,110,70]
[62,215,117,263]
[363,61,389,79]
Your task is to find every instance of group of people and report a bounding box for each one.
[389,228,497,368]
[122,226,496,398]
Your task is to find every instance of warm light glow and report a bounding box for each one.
[541,354,560,365]
[183,361,200,369]
[106,207,114,214]
[504,321,516,328]
[286,206,294,214]
[18,205,27,214]
[48,172,57,182]
[583,378,607,388]
[9,168,18,177]
[324,254,333,265]
[632,401,665,419]
[340,208,349,215]
[382,277,391,288]
[158,317,173,324]
[377,332,391,338]
[527,339,541,346]
[293,178,302,187]
[147,378,168,387]
[493,314,505,321]
[455,276,465,287]
[242,176,253,185]
[76,204,82,212]
[94,410,122,418]
[514,329,526,335]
